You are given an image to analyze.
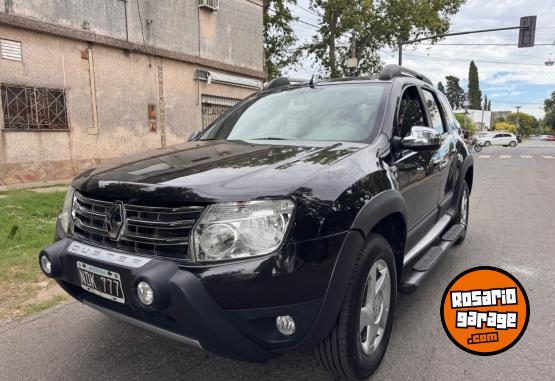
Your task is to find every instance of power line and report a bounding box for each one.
[403,53,547,66]
[291,3,321,18]
[489,100,544,105]
[420,43,554,46]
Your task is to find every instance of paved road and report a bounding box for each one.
[2,144,554,381]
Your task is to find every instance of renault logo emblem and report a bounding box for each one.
[106,201,126,241]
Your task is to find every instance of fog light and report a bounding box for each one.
[276,315,296,336]
[40,256,52,275]
[137,281,154,306]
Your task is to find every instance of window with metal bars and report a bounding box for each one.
[201,95,240,128]
[1,84,69,130]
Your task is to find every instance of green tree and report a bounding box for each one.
[455,113,475,136]
[437,81,445,93]
[445,75,465,109]
[468,61,481,109]
[263,0,300,78]
[543,91,555,132]
[483,94,488,110]
[306,0,465,78]
[506,111,538,137]
[494,122,516,134]
[487,99,491,111]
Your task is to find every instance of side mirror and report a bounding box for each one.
[188,131,201,141]
[401,126,441,150]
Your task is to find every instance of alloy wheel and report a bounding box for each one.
[360,259,391,355]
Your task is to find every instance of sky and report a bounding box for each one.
[286,0,555,118]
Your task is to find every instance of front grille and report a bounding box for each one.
[71,192,205,261]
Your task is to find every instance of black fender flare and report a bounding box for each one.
[286,190,407,350]
[453,155,474,209]
[351,189,407,238]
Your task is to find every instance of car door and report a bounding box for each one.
[392,85,442,250]
[426,90,459,214]
[505,133,514,144]
[492,134,503,145]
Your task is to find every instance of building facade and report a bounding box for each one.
[0,0,264,185]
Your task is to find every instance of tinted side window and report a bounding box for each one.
[396,86,426,138]
[438,93,457,131]
[422,89,446,134]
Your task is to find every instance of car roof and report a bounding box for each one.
[263,64,434,91]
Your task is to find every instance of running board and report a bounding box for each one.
[400,223,465,293]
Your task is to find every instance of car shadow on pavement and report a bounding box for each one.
[91,315,332,381]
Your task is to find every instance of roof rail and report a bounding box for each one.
[378,64,433,86]
[264,76,311,90]
[264,76,290,90]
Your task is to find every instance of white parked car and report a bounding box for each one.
[477,132,518,147]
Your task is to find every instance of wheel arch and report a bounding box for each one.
[287,190,407,351]
[351,190,407,284]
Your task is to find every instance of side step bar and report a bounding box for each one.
[400,223,465,293]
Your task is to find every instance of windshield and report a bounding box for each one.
[200,84,388,142]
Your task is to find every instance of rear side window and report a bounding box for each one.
[438,93,457,131]
[422,89,446,134]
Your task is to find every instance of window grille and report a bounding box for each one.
[201,95,239,128]
[1,84,69,130]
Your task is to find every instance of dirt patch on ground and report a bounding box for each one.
[0,279,68,323]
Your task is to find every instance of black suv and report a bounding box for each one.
[39,65,473,380]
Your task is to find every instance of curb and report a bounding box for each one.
[0,179,71,192]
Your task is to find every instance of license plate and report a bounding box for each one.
[77,261,125,304]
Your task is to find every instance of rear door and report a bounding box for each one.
[420,88,457,214]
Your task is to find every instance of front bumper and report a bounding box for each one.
[39,238,331,362]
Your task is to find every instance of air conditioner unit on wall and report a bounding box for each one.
[199,0,220,11]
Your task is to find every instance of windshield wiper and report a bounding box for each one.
[251,137,290,140]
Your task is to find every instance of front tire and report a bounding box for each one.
[484,141,491,147]
[474,144,482,152]
[316,234,397,380]
[509,141,517,147]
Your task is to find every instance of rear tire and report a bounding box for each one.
[454,182,470,245]
[316,234,397,380]
[484,141,491,147]
[474,144,482,152]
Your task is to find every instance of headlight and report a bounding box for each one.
[191,200,294,262]
[59,186,75,234]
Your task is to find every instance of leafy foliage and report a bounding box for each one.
[506,111,539,137]
[543,91,555,132]
[483,94,490,111]
[263,0,300,78]
[494,122,516,134]
[437,81,445,93]
[468,61,481,109]
[305,0,465,78]
[445,75,465,109]
[455,113,475,136]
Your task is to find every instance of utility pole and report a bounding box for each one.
[398,37,403,66]
[346,32,358,77]
[515,106,521,135]
[350,32,356,76]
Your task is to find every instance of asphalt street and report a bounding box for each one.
[1,141,554,381]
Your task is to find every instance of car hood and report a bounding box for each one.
[73,140,366,203]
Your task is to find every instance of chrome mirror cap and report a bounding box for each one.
[401,126,441,150]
